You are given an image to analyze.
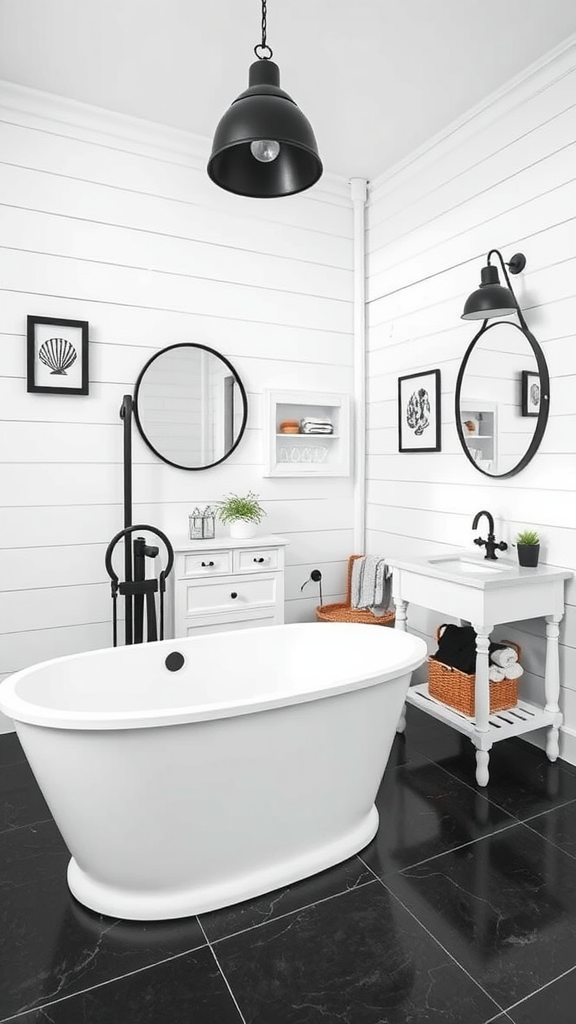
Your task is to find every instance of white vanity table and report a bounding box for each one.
[171,534,289,638]
[388,551,571,786]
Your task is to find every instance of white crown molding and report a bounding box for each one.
[0,78,350,205]
[369,32,576,202]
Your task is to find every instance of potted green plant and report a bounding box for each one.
[515,528,540,567]
[217,491,267,539]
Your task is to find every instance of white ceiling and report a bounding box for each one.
[1,0,575,180]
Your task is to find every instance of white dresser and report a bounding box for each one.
[171,534,289,638]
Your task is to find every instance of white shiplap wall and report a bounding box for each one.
[0,82,356,731]
[366,38,576,763]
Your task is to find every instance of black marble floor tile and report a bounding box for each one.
[4,946,244,1024]
[384,822,576,1007]
[524,801,576,859]
[506,966,576,1023]
[0,867,206,1020]
[201,853,373,942]
[404,706,576,820]
[0,759,52,833]
[0,729,25,766]
[361,758,515,878]
[0,818,69,887]
[214,877,501,1024]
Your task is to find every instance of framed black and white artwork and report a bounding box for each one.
[27,316,89,395]
[398,369,441,452]
[521,370,540,417]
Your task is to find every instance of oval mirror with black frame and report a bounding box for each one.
[455,320,550,479]
[133,343,248,470]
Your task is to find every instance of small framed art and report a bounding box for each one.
[521,370,540,417]
[27,316,89,395]
[398,369,441,452]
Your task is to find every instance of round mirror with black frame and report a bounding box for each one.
[133,343,248,470]
[456,250,550,479]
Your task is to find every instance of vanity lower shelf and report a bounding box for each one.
[406,682,560,747]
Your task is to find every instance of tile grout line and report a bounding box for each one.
[206,873,379,947]
[357,854,506,1017]
[503,961,576,1016]
[197,918,248,1024]
[520,818,576,861]
[0,938,209,1024]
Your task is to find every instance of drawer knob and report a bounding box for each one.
[253,557,265,563]
[201,561,215,567]
[230,591,238,599]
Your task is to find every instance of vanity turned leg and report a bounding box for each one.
[394,599,409,733]
[395,599,408,632]
[475,748,490,787]
[472,624,492,734]
[472,625,493,787]
[544,614,563,763]
[546,727,560,763]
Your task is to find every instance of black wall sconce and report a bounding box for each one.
[207,0,322,198]
[462,250,527,322]
[456,249,551,479]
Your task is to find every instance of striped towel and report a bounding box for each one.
[351,556,392,616]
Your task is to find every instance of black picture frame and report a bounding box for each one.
[521,369,541,417]
[27,316,89,395]
[398,369,441,452]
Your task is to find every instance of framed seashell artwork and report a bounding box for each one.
[27,316,89,395]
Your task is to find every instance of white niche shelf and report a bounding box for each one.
[264,390,351,477]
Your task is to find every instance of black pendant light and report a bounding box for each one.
[462,250,527,320]
[207,0,322,198]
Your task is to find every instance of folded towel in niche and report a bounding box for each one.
[300,420,333,434]
[351,555,391,615]
[490,646,518,669]
[504,662,524,680]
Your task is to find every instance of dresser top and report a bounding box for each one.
[172,534,289,553]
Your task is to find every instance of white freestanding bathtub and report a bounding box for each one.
[0,622,426,921]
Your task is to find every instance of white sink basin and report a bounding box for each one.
[427,556,515,575]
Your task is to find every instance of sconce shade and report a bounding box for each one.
[207,60,323,198]
[461,263,517,320]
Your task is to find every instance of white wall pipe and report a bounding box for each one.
[350,177,368,553]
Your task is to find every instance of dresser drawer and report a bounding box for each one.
[234,547,280,573]
[180,575,277,614]
[182,610,278,637]
[177,550,233,578]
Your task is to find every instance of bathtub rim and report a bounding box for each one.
[0,622,427,731]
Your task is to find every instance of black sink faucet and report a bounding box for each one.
[472,509,508,560]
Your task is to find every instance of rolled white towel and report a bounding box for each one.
[504,663,524,680]
[491,647,518,669]
[489,665,506,683]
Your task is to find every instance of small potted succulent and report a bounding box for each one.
[217,491,267,539]
[515,528,540,568]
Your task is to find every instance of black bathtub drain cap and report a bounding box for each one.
[165,651,185,672]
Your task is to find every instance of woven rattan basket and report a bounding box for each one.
[428,627,520,716]
[315,554,395,626]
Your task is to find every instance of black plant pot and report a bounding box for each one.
[517,544,540,567]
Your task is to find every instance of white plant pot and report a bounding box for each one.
[229,520,257,539]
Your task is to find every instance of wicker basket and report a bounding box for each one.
[428,627,520,716]
[315,554,395,626]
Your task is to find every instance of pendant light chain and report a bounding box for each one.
[254,0,273,59]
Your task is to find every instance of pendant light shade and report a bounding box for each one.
[462,252,526,321]
[207,2,322,198]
